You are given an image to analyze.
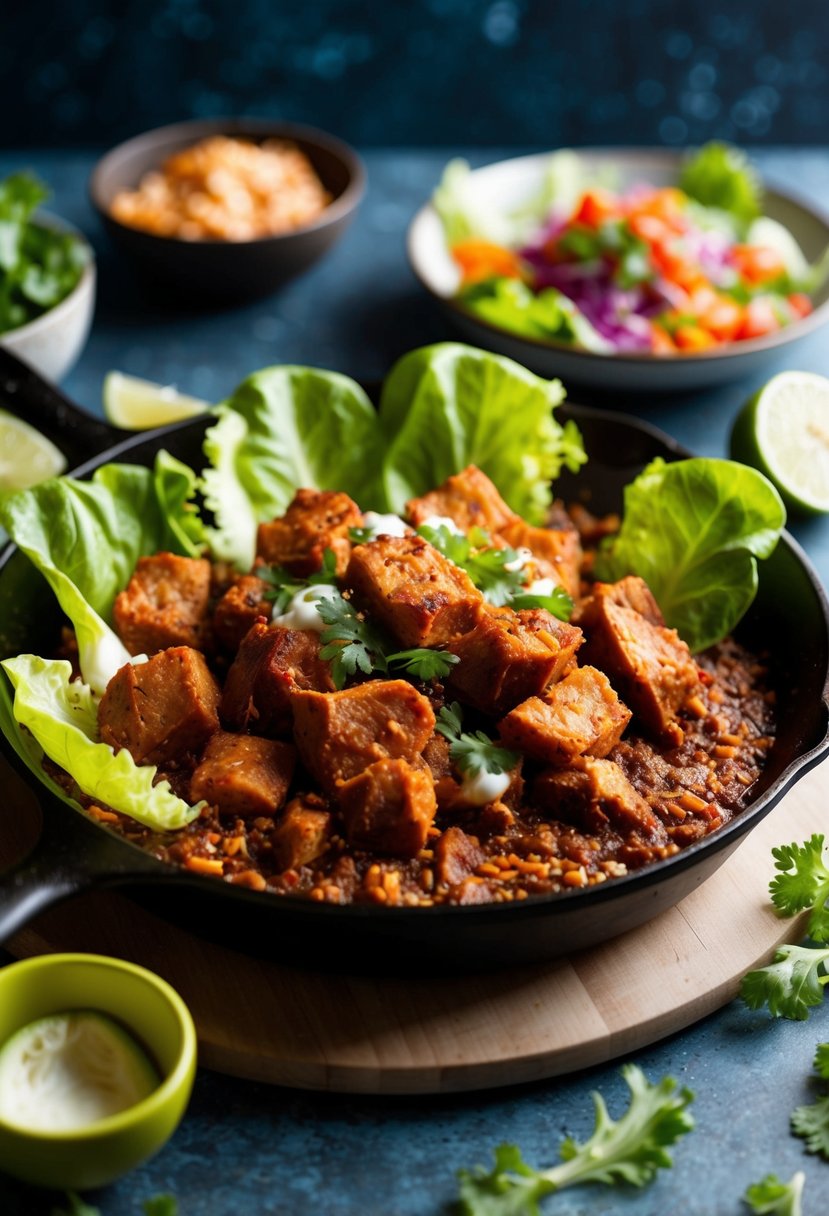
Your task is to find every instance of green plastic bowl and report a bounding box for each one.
[0,953,196,1189]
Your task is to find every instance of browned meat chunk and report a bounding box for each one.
[534,756,665,839]
[434,826,485,886]
[190,731,295,817]
[578,576,699,745]
[271,797,332,870]
[447,605,579,715]
[221,621,333,736]
[291,679,435,790]
[336,758,437,855]
[405,465,518,537]
[499,666,631,764]
[499,519,582,600]
[113,553,212,656]
[213,575,271,652]
[422,732,452,781]
[256,488,362,577]
[346,535,483,647]
[99,646,220,767]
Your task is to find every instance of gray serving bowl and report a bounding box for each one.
[90,118,365,302]
[408,148,829,392]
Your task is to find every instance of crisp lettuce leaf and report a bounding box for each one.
[0,456,204,691]
[1,656,200,830]
[458,277,613,352]
[595,457,785,652]
[680,142,762,228]
[202,366,383,569]
[153,449,207,558]
[376,343,584,523]
[433,159,520,247]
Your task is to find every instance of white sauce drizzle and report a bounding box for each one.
[524,576,560,597]
[360,511,409,539]
[271,582,341,632]
[458,767,511,806]
[503,546,534,573]
[420,514,465,536]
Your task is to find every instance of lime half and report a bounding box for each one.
[103,371,210,430]
[0,409,67,493]
[730,370,829,514]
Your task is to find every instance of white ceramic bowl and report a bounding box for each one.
[0,216,95,383]
[408,149,829,392]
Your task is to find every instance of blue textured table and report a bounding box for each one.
[2,149,829,1215]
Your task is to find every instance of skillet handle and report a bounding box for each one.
[0,799,161,945]
[0,346,128,466]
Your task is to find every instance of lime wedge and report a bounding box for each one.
[103,371,209,430]
[730,370,829,514]
[0,408,67,493]
[0,1010,159,1132]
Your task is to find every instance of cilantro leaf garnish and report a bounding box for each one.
[387,648,459,681]
[790,1041,829,1161]
[456,1064,694,1213]
[743,1173,805,1216]
[317,594,389,690]
[436,701,518,778]
[740,943,829,1021]
[770,835,829,941]
[348,525,377,545]
[510,587,573,621]
[259,548,338,614]
[417,523,527,607]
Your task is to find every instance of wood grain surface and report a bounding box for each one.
[2,759,826,1095]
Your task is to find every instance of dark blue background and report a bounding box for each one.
[4,0,828,149]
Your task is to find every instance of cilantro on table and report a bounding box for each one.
[456,1063,694,1214]
[51,1195,178,1216]
[0,172,88,335]
[790,1041,829,1160]
[743,1173,806,1216]
[259,548,338,614]
[741,835,829,1020]
[416,523,573,619]
[437,701,518,779]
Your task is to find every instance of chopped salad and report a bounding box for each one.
[434,143,828,356]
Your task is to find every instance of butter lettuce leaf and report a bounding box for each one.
[203,366,382,569]
[595,457,785,652]
[680,142,762,229]
[377,343,583,523]
[1,656,200,830]
[0,456,204,691]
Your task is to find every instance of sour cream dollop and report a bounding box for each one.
[360,511,409,540]
[272,582,340,632]
[419,514,465,536]
[523,576,560,597]
[458,767,512,806]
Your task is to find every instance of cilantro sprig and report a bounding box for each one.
[743,1173,805,1216]
[416,522,572,619]
[456,1064,694,1214]
[436,701,518,779]
[741,835,829,1020]
[790,1041,829,1160]
[260,549,338,615]
[316,595,458,689]
[386,648,459,682]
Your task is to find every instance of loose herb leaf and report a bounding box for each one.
[457,1064,694,1214]
[317,594,389,690]
[815,1042,829,1079]
[348,525,378,545]
[436,701,519,778]
[743,1173,805,1216]
[50,1195,101,1216]
[740,943,829,1021]
[510,587,573,621]
[791,1095,829,1160]
[770,835,829,941]
[387,648,460,681]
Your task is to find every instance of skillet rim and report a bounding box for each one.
[1,402,828,926]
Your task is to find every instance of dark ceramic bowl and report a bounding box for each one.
[89,118,365,302]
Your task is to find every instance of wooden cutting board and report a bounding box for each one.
[2,757,826,1095]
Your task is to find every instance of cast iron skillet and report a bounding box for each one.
[1,348,828,970]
